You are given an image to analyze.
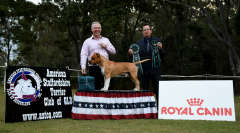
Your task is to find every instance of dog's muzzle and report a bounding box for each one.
[89,61,96,65]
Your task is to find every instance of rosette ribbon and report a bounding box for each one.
[130,44,143,75]
[151,40,161,68]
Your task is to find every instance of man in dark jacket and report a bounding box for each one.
[128,23,166,104]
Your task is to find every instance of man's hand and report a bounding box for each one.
[128,49,133,56]
[157,42,162,50]
[99,43,107,49]
[81,68,87,74]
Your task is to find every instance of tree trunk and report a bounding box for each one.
[165,0,240,94]
[78,25,84,77]
[228,45,240,94]
[130,12,142,44]
[68,25,81,76]
[123,15,130,62]
[7,39,11,66]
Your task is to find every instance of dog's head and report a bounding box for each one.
[15,79,36,96]
[89,53,101,65]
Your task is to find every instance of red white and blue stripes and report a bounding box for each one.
[71,90,157,120]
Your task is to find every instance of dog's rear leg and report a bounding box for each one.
[129,73,140,91]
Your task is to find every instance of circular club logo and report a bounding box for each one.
[7,68,42,106]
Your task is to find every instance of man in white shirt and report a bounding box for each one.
[80,21,116,90]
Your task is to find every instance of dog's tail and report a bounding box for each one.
[133,59,151,65]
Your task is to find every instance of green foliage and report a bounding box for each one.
[1,0,240,81]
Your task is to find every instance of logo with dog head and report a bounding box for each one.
[7,68,42,106]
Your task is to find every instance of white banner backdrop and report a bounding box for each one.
[158,80,235,121]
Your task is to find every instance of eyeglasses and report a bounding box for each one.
[143,29,151,32]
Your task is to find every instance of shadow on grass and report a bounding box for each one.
[0,130,10,132]
[235,117,240,121]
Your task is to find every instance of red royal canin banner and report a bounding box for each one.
[158,80,235,121]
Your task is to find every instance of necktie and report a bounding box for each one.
[147,39,149,52]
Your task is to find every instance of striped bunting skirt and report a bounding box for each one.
[71,90,158,120]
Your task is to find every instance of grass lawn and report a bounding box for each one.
[0,86,240,133]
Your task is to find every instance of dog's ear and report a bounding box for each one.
[96,53,100,57]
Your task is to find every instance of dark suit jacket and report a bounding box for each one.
[136,36,166,75]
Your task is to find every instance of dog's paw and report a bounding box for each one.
[133,88,139,91]
[101,88,108,91]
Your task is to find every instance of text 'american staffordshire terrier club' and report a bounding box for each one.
[89,52,150,91]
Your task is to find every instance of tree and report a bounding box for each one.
[165,0,240,93]
[0,0,19,65]
[95,0,156,62]
[12,1,76,68]
[0,21,16,65]
[0,0,40,66]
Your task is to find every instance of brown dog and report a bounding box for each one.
[89,52,150,91]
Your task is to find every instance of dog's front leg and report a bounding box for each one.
[101,78,111,91]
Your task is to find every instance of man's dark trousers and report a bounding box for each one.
[141,73,161,104]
